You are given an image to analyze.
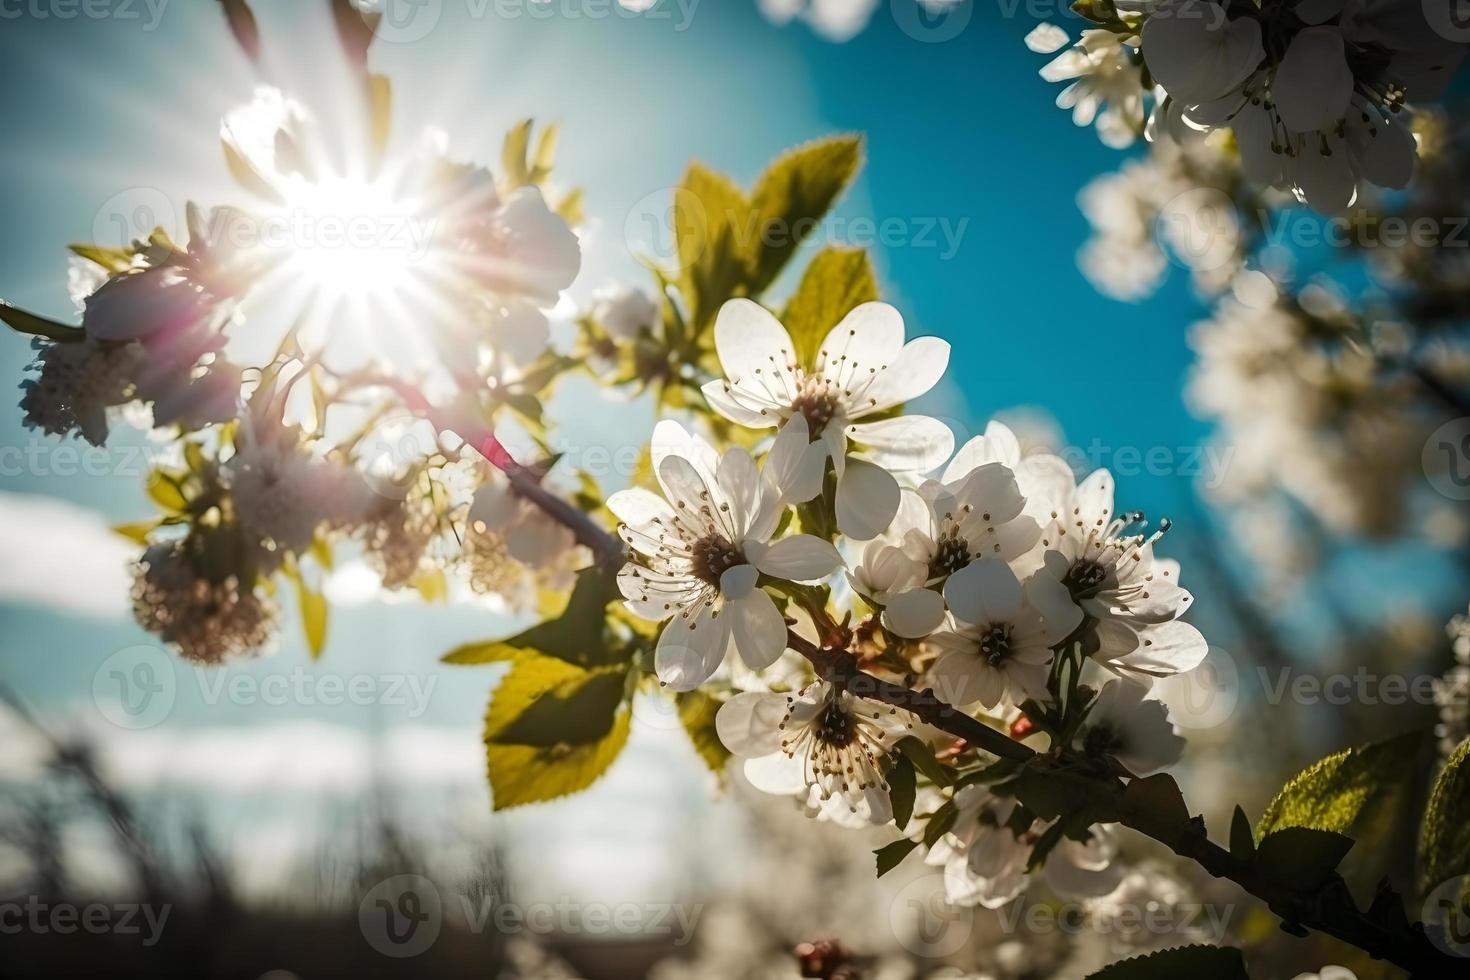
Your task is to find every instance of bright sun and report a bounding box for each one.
[276,174,429,306]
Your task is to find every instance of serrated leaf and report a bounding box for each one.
[1256,731,1423,841]
[1122,773,1191,846]
[491,664,627,747]
[1230,805,1255,863]
[677,691,731,773]
[889,755,917,831]
[1255,827,1355,890]
[1084,945,1249,980]
[674,163,749,333]
[781,247,879,369]
[746,135,863,294]
[875,838,919,877]
[484,656,630,810]
[1419,738,1470,897]
[0,302,81,343]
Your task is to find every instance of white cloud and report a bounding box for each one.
[0,491,134,618]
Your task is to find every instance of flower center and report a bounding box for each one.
[1083,723,1123,759]
[1064,558,1110,600]
[690,535,745,586]
[928,531,970,579]
[789,372,840,438]
[979,624,1012,666]
[814,701,856,747]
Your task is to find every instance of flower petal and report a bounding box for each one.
[753,534,842,582]
[818,302,906,383]
[860,336,951,414]
[943,421,1021,483]
[848,415,954,473]
[835,457,901,541]
[702,378,775,428]
[766,416,829,503]
[1273,27,1353,133]
[714,298,797,382]
[728,588,789,671]
[883,587,947,639]
[655,601,730,691]
[1024,572,1084,639]
[943,558,1023,626]
[715,691,787,757]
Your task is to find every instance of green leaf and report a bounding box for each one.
[895,736,954,788]
[292,573,329,659]
[1230,805,1255,863]
[145,470,188,513]
[746,135,863,295]
[112,520,161,545]
[677,691,731,773]
[874,838,919,877]
[68,243,136,274]
[1419,738,1470,897]
[1256,731,1424,841]
[1255,827,1355,890]
[502,119,534,187]
[783,247,880,368]
[448,567,627,669]
[674,163,749,334]
[484,656,630,810]
[491,664,628,747]
[1121,773,1191,847]
[0,302,81,343]
[1084,945,1250,980]
[922,800,957,847]
[441,640,527,665]
[889,755,917,831]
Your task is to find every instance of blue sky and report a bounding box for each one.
[0,0,1242,903]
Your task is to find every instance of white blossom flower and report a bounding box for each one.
[849,457,1038,638]
[924,784,1032,908]
[611,420,842,690]
[925,559,1067,708]
[701,299,952,540]
[227,424,368,554]
[1079,679,1186,775]
[1024,469,1208,680]
[717,680,913,826]
[593,284,659,341]
[19,337,142,446]
[1031,25,1148,148]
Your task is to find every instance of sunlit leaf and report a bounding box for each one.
[1419,738,1470,897]
[484,655,630,810]
[782,247,879,368]
[145,470,188,513]
[1256,731,1424,841]
[0,302,81,343]
[677,691,731,773]
[746,134,862,294]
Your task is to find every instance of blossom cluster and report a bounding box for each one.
[606,298,1204,905]
[1027,0,1466,212]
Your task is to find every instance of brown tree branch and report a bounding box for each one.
[445,413,1455,977]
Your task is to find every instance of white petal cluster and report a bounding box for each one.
[701,299,952,540]
[611,419,843,690]
[716,680,915,824]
